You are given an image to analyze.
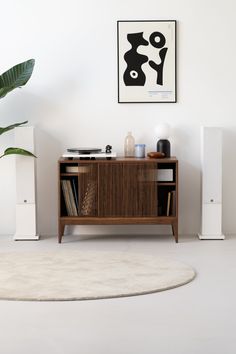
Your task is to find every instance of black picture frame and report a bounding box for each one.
[117,20,177,103]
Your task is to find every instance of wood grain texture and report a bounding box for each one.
[58,158,178,243]
[60,216,177,224]
[98,163,123,217]
[123,163,157,217]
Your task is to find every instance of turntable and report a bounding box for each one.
[67,148,102,154]
[62,146,116,160]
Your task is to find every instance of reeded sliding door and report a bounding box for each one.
[98,162,157,217]
[122,163,157,217]
[98,163,123,217]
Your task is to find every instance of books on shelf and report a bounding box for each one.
[61,179,78,216]
[166,192,171,216]
[61,178,96,217]
[72,179,79,212]
[171,190,176,216]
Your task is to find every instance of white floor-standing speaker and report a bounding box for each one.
[198,127,225,240]
[14,126,39,240]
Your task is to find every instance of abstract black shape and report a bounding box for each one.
[149,31,168,86]
[149,31,166,48]
[149,47,168,86]
[123,32,149,86]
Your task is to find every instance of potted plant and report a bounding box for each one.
[0,59,36,158]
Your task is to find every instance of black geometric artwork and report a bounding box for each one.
[118,20,176,103]
[123,32,149,86]
[123,31,168,87]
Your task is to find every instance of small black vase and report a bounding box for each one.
[157,139,171,157]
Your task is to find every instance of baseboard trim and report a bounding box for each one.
[198,233,225,240]
[14,234,40,241]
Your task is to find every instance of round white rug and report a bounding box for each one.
[0,251,195,301]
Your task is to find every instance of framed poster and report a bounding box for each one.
[117,20,177,103]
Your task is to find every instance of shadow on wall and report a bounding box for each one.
[222,127,236,234]
[35,128,61,236]
[178,160,201,235]
[172,126,201,235]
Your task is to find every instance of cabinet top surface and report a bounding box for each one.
[59,157,178,164]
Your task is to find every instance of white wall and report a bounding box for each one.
[0,0,236,237]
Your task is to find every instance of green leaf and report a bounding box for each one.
[0,120,28,135]
[0,147,36,159]
[0,59,35,99]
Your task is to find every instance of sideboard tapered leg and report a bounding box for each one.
[58,223,65,243]
[172,221,178,243]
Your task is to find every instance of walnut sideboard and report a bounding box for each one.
[58,157,178,243]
